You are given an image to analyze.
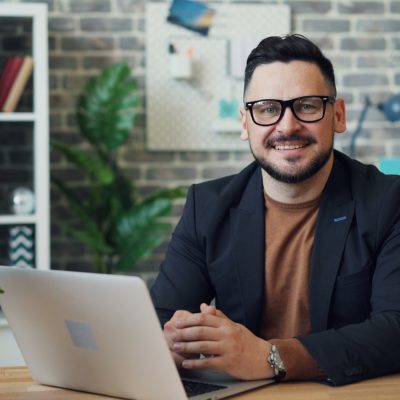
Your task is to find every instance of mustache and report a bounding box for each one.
[266,134,317,148]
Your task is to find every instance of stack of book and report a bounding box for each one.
[0,55,34,112]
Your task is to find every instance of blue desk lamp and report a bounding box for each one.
[349,94,400,156]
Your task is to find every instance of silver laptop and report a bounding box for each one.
[0,266,272,399]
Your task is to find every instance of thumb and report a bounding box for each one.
[200,303,228,319]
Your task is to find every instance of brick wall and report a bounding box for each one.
[5,0,400,280]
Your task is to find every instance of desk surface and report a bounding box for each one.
[1,367,399,399]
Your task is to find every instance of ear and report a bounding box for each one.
[333,98,346,134]
[240,106,249,141]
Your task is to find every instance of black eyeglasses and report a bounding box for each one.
[244,95,336,127]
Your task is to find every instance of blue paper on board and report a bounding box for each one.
[167,0,215,36]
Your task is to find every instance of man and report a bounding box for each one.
[150,34,400,386]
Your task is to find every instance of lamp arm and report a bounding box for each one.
[349,96,371,157]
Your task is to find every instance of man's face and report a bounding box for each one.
[240,61,346,184]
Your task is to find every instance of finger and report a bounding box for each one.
[171,351,199,366]
[163,323,177,346]
[174,325,218,342]
[213,308,229,319]
[171,309,193,321]
[176,312,222,329]
[181,355,223,371]
[164,320,175,331]
[164,310,193,332]
[200,303,229,320]
[200,303,216,314]
[171,351,185,366]
[173,340,221,356]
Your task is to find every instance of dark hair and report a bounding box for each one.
[244,34,336,96]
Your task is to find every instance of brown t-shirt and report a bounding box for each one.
[260,193,325,380]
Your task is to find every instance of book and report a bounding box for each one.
[2,56,33,113]
[0,56,24,109]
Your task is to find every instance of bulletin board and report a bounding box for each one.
[145,3,291,151]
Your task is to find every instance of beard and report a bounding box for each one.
[250,134,334,184]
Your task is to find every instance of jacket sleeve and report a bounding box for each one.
[298,178,400,386]
[298,311,400,385]
[150,185,214,327]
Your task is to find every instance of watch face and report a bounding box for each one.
[11,187,36,215]
[268,345,286,381]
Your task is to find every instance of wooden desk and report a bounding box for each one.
[1,367,399,399]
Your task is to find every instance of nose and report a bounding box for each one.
[275,106,302,133]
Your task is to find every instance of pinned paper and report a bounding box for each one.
[167,0,216,36]
[168,43,193,79]
[218,98,239,119]
[229,38,260,78]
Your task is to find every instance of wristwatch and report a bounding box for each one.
[267,344,287,382]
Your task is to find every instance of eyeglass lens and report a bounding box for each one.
[251,96,326,125]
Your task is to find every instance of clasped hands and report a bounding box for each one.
[163,303,274,380]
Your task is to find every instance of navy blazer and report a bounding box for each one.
[150,150,400,385]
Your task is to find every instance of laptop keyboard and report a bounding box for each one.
[182,379,227,397]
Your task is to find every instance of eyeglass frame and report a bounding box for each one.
[244,95,336,127]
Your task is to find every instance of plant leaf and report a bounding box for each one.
[51,176,111,252]
[111,188,186,272]
[114,197,172,246]
[113,223,170,272]
[51,140,115,184]
[77,63,139,150]
[143,186,187,203]
[52,62,186,274]
[65,226,113,254]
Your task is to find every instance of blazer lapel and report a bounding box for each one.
[230,167,265,334]
[309,156,355,332]
[226,154,355,334]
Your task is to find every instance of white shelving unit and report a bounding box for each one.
[0,3,49,367]
[0,3,49,270]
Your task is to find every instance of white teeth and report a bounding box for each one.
[274,144,305,150]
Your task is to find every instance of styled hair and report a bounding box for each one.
[244,34,336,96]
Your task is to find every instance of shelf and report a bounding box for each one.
[0,214,37,225]
[0,4,50,270]
[0,113,36,122]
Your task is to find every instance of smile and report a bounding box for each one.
[273,144,307,150]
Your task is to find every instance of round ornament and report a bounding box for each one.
[10,187,36,215]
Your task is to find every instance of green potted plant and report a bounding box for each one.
[51,63,185,274]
